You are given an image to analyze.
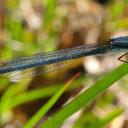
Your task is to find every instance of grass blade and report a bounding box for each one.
[10,74,85,109]
[40,63,128,128]
[93,107,123,128]
[23,73,80,128]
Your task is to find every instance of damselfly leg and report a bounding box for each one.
[118,52,128,63]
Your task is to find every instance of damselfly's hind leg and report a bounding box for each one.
[118,52,128,63]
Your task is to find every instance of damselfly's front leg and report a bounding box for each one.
[118,52,128,63]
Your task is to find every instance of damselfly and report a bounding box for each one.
[0,36,128,79]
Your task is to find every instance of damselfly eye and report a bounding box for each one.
[118,52,128,63]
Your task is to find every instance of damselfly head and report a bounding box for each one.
[111,36,128,49]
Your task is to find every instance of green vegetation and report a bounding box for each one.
[0,0,128,128]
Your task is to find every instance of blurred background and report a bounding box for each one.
[0,0,128,128]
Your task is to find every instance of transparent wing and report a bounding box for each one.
[8,59,75,80]
[0,43,108,76]
[0,43,103,76]
[0,44,99,68]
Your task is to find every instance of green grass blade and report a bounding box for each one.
[10,74,85,109]
[40,63,128,128]
[73,107,123,128]
[72,111,99,128]
[93,107,123,128]
[23,73,80,128]
[0,79,31,113]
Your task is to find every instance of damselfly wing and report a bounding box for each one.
[7,59,77,80]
